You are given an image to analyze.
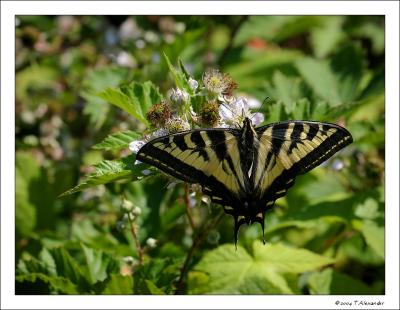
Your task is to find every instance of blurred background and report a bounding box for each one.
[15,16,384,295]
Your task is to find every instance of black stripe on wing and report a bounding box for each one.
[136,128,242,207]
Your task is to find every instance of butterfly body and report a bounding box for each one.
[137,117,352,244]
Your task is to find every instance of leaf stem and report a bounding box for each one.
[175,209,225,294]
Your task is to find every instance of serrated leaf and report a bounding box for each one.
[49,248,89,288]
[59,154,151,196]
[16,166,37,236]
[271,71,301,114]
[81,67,129,129]
[311,16,344,57]
[331,43,364,103]
[189,241,333,294]
[308,268,376,294]
[16,273,79,294]
[102,274,134,294]
[120,81,163,116]
[93,130,141,151]
[81,244,120,284]
[163,52,191,92]
[252,242,334,273]
[97,87,148,125]
[360,220,384,259]
[295,57,342,106]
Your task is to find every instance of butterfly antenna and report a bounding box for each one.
[250,96,269,122]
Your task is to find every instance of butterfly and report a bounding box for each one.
[136,117,353,245]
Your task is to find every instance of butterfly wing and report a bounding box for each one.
[253,121,353,209]
[136,128,248,209]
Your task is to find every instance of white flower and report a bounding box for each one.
[129,140,145,153]
[219,96,264,128]
[146,238,157,248]
[152,128,169,138]
[188,77,198,91]
[251,112,265,126]
[169,88,189,104]
[247,97,262,109]
[219,97,249,127]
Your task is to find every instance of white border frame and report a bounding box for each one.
[2,1,399,309]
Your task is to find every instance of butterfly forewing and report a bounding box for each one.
[136,129,247,207]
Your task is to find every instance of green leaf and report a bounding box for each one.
[354,198,380,220]
[81,244,120,284]
[16,273,79,294]
[134,258,180,294]
[330,43,365,103]
[81,67,129,129]
[236,16,322,44]
[360,220,384,259]
[271,71,301,114]
[48,248,90,288]
[16,165,37,236]
[308,268,376,294]
[227,50,302,90]
[102,274,134,294]
[188,241,333,294]
[93,130,141,151]
[295,57,342,106]
[133,277,166,295]
[98,81,162,126]
[163,52,191,92]
[311,16,344,57]
[60,154,151,196]
[252,242,334,273]
[97,87,148,125]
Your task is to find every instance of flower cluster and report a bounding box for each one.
[129,67,264,179]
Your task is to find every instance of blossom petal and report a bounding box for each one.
[129,140,146,153]
[219,103,233,121]
[251,112,265,126]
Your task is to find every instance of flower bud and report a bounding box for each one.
[169,88,189,104]
[122,199,134,212]
[146,237,157,249]
[188,77,198,91]
[131,206,142,216]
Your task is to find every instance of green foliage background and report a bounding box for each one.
[15,16,384,295]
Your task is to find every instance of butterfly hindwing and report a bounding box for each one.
[136,129,247,207]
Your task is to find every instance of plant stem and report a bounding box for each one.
[175,209,225,294]
[217,16,249,67]
[185,184,196,230]
[128,215,144,265]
